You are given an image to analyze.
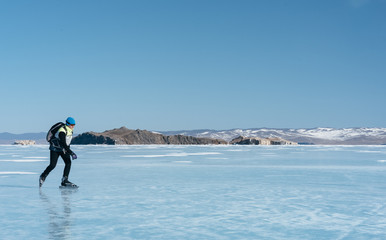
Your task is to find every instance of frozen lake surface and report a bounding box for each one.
[1,145,386,239]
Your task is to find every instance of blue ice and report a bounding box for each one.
[1,145,386,239]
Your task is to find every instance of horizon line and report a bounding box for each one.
[2,126,386,135]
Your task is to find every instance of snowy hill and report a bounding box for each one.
[160,128,386,145]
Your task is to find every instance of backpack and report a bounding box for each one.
[46,122,66,142]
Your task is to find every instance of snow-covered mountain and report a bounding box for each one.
[160,128,386,145]
[2,128,386,145]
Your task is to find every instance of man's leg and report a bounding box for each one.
[40,151,60,187]
[61,153,77,187]
[61,152,72,179]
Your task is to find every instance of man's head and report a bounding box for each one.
[66,117,76,129]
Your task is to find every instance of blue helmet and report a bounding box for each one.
[66,117,76,126]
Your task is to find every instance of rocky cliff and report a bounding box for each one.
[230,136,298,145]
[71,127,227,145]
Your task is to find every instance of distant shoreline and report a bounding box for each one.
[1,127,386,145]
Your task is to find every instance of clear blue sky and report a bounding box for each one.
[1,0,385,134]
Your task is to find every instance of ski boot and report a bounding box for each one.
[61,177,78,188]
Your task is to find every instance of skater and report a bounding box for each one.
[40,117,78,188]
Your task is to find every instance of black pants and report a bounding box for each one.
[41,150,72,179]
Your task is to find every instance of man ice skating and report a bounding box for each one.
[40,117,78,188]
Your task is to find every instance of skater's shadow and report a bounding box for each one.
[39,188,78,239]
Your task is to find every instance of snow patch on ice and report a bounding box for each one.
[356,150,381,153]
[0,171,37,175]
[121,152,222,158]
[225,149,249,152]
[0,159,47,162]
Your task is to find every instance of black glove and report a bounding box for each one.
[71,153,77,160]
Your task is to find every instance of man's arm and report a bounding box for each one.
[58,131,73,155]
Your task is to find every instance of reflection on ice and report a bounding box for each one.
[39,188,78,239]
